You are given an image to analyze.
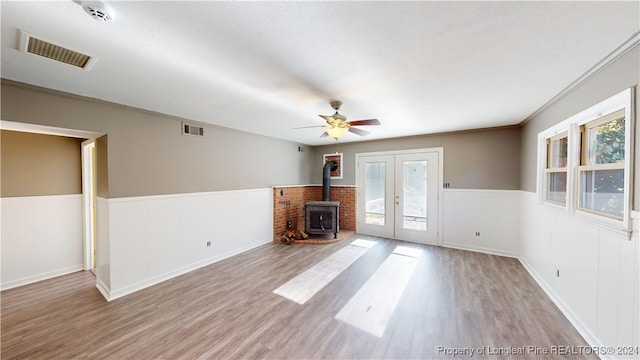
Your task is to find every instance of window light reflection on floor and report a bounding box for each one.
[272,239,377,304]
[335,246,422,337]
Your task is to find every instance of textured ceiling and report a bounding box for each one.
[1,1,639,145]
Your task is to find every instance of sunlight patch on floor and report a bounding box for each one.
[349,238,377,249]
[335,246,422,337]
[273,240,377,304]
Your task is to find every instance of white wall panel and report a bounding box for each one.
[519,191,639,358]
[442,189,520,257]
[95,196,111,298]
[1,195,84,290]
[104,188,273,300]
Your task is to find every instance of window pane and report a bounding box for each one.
[550,137,568,168]
[365,162,385,225]
[546,172,567,204]
[580,169,624,217]
[588,117,625,165]
[403,161,427,231]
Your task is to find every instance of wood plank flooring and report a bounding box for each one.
[1,235,596,359]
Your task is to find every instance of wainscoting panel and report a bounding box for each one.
[1,194,84,290]
[442,189,520,257]
[519,191,639,358]
[95,196,111,299]
[105,188,273,300]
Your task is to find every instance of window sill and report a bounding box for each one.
[574,210,632,239]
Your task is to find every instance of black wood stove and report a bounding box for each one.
[305,201,340,238]
[305,160,340,239]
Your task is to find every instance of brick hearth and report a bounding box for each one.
[272,185,356,243]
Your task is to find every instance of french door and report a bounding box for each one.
[356,150,440,245]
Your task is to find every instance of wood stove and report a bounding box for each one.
[305,201,340,239]
[304,160,340,239]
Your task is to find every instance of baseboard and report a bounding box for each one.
[442,242,517,258]
[1,264,84,291]
[95,279,112,301]
[106,238,271,301]
[518,256,608,358]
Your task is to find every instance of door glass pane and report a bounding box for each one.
[365,162,385,225]
[403,161,427,231]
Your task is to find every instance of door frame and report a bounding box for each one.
[81,139,97,270]
[355,147,444,245]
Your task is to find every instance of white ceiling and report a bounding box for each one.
[1,1,639,146]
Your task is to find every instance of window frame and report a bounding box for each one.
[537,87,634,233]
[577,109,626,220]
[544,132,569,206]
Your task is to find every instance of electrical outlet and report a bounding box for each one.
[556,269,560,277]
[206,241,211,247]
[475,231,480,237]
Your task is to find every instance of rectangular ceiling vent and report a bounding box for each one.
[182,123,204,137]
[19,30,97,70]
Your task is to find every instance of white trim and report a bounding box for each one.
[82,140,96,271]
[518,256,602,354]
[95,279,111,301]
[272,184,357,188]
[631,210,640,219]
[105,239,271,301]
[323,153,344,179]
[0,193,81,200]
[1,265,84,291]
[107,187,270,203]
[103,188,273,301]
[442,188,521,194]
[0,120,103,139]
[443,243,517,259]
[536,88,634,232]
[355,147,444,246]
[523,31,640,124]
[355,147,444,157]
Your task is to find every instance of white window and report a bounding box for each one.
[578,110,626,219]
[537,88,634,231]
[545,133,568,205]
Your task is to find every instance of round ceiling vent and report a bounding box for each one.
[82,1,115,22]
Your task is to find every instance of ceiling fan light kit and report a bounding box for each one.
[303,100,381,140]
[326,126,348,139]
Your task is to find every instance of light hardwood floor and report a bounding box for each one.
[1,235,596,359]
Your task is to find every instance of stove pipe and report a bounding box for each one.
[323,160,339,201]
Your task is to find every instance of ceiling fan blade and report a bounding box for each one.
[320,131,330,138]
[293,125,326,129]
[319,114,336,124]
[348,118,380,126]
[348,127,370,136]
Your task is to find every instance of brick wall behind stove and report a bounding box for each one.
[273,186,356,242]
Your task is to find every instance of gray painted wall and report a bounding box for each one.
[520,46,640,208]
[312,126,521,190]
[1,81,314,198]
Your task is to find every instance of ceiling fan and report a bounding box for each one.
[296,100,380,139]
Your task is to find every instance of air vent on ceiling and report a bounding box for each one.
[19,30,97,70]
[182,123,204,137]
